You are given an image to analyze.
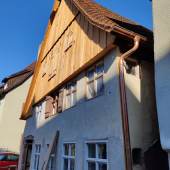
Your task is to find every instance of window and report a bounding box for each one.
[65,82,77,109]
[33,144,41,170]
[7,154,19,161]
[36,104,42,123]
[86,141,108,170]
[48,153,55,170]
[87,62,104,99]
[63,143,75,170]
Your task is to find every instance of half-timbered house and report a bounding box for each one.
[19,0,160,170]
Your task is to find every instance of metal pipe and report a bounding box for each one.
[118,35,141,170]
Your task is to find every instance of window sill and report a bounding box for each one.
[63,104,77,112]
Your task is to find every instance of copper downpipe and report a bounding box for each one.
[119,36,141,170]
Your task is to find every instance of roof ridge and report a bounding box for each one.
[2,61,36,83]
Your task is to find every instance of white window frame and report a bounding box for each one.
[85,140,108,170]
[35,104,42,125]
[33,144,41,170]
[62,143,76,170]
[65,81,77,110]
[86,61,104,100]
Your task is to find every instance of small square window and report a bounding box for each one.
[86,141,108,170]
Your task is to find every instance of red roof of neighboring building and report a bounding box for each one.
[0,62,36,97]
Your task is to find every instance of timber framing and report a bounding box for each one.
[21,0,153,120]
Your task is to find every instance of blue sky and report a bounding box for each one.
[0,0,152,82]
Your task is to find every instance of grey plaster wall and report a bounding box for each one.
[125,61,159,170]
[153,0,170,150]
[0,77,32,153]
[22,49,126,170]
[20,49,157,170]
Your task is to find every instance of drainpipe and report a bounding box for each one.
[118,35,141,170]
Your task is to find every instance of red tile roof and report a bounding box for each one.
[71,0,152,41]
[0,62,36,97]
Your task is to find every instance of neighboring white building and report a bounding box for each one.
[153,0,170,169]
[0,62,35,153]
[19,0,162,170]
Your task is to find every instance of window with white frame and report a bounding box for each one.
[33,144,41,170]
[36,104,42,124]
[86,141,108,170]
[63,143,75,170]
[65,82,77,109]
[87,62,104,99]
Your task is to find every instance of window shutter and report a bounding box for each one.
[45,96,54,118]
[58,88,64,113]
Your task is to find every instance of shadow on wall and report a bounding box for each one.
[154,49,170,151]
[20,50,170,169]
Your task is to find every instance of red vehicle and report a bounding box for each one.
[0,152,19,170]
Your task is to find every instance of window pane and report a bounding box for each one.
[98,144,107,159]
[87,82,95,99]
[7,155,18,161]
[99,163,107,170]
[96,76,104,95]
[88,162,96,170]
[64,159,68,170]
[70,159,75,170]
[66,94,71,109]
[88,144,96,158]
[37,155,40,170]
[72,82,76,92]
[48,155,55,170]
[67,84,72,94]
[87,69,95,81]
[70,144,75,156]
[34,155,37,169]
[96,63,104,76]
[72,91,76,107]
[64,144,69,156]
[38,145,41,153]
[0,155,7,161]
